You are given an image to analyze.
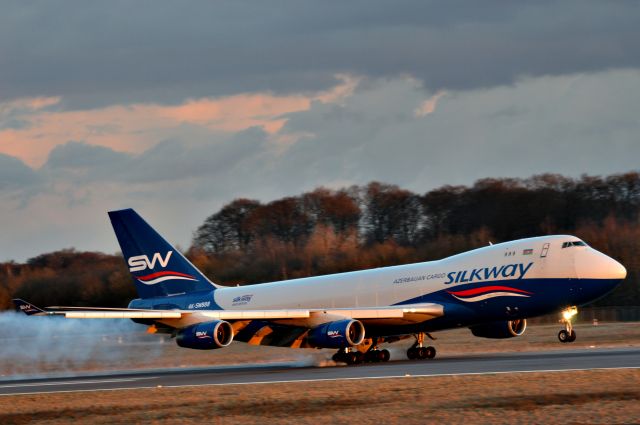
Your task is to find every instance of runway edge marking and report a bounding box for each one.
[0,377,154,389]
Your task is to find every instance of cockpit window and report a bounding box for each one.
[562,241,587,248]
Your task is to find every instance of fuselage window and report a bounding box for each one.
[562,241,587,248]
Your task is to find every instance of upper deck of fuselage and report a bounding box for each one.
[225,234,582,289]
[213,235,594,308]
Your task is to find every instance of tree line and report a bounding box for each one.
[2,172,639,310]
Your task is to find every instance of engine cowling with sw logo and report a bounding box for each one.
[176,320,234,349]
[469,319,527,339]
[307,319,365,348]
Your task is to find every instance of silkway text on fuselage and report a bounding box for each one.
[445,262,534,285]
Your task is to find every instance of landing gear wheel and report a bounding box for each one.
[408,346,436,360]
[425,346,436,359]
[333,349,362,364]
[372,351,383,362]
[344,352,357,365]
[558,329,577,343]
[380,349,390,362]
[407,333,437,360]
[333,349,349,363]
[407,347,417,360]
[558,330,569,343]
[364,351,377,363]
[363,348,391,363]
[417,347,428,359]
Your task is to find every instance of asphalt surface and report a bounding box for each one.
[1,347,639,396]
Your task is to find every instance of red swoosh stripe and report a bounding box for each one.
[137,271,195,281]
[447,285,532,297]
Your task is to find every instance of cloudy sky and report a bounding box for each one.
[1,1,639,261]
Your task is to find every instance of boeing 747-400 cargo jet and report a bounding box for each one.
[14,209,627,365]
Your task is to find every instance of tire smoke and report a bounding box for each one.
[0,312,163,379]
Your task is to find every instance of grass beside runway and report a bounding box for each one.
[1,369,639,424]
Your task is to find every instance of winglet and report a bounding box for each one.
[12,299,47,316]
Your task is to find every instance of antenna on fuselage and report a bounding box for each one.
[488,241,493,245]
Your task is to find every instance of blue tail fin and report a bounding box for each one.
[108,209,218,299]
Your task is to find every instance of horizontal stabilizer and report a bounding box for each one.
[12,299,46,316]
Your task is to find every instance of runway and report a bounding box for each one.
[1,347,639,396]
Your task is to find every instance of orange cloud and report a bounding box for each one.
[414,90,447,117]
[0,96,61,115]
[159,93,310,133]
[0,104,168,166]
[0,76,359,168]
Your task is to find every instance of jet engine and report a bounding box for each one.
[469,319,527,339]
[176,320,234,349]
[308,319,365,348]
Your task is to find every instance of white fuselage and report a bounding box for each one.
[212,235,625,311]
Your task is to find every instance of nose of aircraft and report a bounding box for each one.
[575,249,627,281]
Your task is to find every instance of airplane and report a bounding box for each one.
[13,208,627,365]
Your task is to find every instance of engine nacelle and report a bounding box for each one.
[307,319,365,348]
[176,320,234,349]
[470,319,527,339]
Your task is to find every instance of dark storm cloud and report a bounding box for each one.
[1,1,638,108]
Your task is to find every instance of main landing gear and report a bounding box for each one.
[332,347,390,365]
[406,332,436,360]
[365,347,391,363]
[332,349,362,365]
[558,306,578,343]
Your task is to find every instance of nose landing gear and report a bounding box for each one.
[406,332,437,360]
[558,306,577,343]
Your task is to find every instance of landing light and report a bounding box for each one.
[562,306,578,321]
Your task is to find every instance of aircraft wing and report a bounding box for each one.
[12,298,443,327]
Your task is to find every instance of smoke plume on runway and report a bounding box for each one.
[0,312,164,379]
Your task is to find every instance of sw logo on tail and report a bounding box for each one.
[128,251,173,272]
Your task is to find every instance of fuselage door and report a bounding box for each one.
[540,243,550,258]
